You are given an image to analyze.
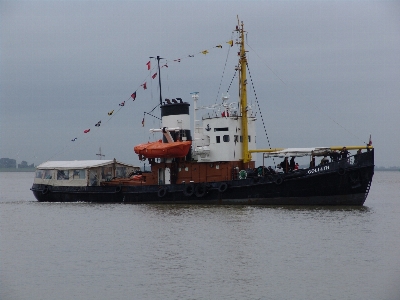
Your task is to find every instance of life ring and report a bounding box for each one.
[195,183,207,198]
[42,187,49,195]
[115,186,122,193]
[157,187,167,198]
[218,182,228,193]
[338,168,346,175]
[183,183,195,197]
[275,177,283,185]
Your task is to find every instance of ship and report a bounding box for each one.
[31,19,374,205]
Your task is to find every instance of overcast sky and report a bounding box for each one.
[1,0,399,167]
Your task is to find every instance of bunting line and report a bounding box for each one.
[66,38,237,147]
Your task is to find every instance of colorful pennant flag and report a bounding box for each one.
[95,121,101,127]
[174,59,181,62]
[108,110,114,116]
[201,50,209,55]
[84,129,90,133]
[152,73,157,79]
[188,55,194,58]
[227,40,233,47]
[71,138,77,141]
[216,45,222,48]
[146,61,151,70]
[141,82,147,90]
[162,64,168,68]
[131,92,137,100]
[142,117,145,127]
[119,101,125,106]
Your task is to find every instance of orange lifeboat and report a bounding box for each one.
[134,140,192,158]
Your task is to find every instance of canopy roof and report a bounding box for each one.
[262,147,331,158]
[36,160,135,170]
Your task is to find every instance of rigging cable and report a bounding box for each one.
[246,61,276,166]
[245,42,367,145]
[214,32,235,104]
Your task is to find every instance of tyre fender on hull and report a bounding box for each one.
[275,177,283,185]
[183,183,195,197]
[42,187,49,195]
[195,183,207,198]
[157,187,167,198]
[218,182,228,193]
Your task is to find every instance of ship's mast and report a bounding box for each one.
[150,55,163,106]
[237,19,251,163]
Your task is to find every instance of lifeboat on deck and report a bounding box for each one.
[134,140,192,158]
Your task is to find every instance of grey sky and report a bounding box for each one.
[1,0,399,167]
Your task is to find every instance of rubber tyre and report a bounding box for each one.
[195,183,207,198]
[42,187,49,195]
[218,182,228,193]
[183,184,195,197]
[157,187,167,198]
[275,177,283,185]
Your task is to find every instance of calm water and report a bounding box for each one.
[1,171,399,300]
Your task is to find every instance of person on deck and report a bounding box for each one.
[330,150,340,162]
[340,147,349,161]
[275,165,284,174]
[280,157,289,173]
[321,155,329,165]
[289,157,296,171]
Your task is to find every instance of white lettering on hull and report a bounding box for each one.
[307,165,330,174]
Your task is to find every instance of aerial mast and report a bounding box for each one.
[237,18,251,163]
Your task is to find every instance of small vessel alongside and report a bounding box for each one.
[31,19,374,205]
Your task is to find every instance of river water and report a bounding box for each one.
[1,171,399,300]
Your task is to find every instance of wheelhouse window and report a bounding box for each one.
[57,170,69,180]
[35,170,43,179]
[223,135,230,142]
[214,127,229,132]
[216,136,220,143]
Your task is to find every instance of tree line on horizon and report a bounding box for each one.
[0,158,35,169]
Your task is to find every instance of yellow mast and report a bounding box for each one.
[237,19,251,163]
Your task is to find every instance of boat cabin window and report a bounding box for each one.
[102,167,112,181]
[248,135,251,143]
[223,135,230,142]
[216,136,221,143]
[35,170,43,179]
[57,170,69,180]
[234,135,238,142]
[214,127,229,132]
[89,170,98,186]
[73,169,85,179]
[240,136,243,143]
[43,170,52,179]
[116,167,126,178]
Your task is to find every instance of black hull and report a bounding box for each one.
[31,151,374,206]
